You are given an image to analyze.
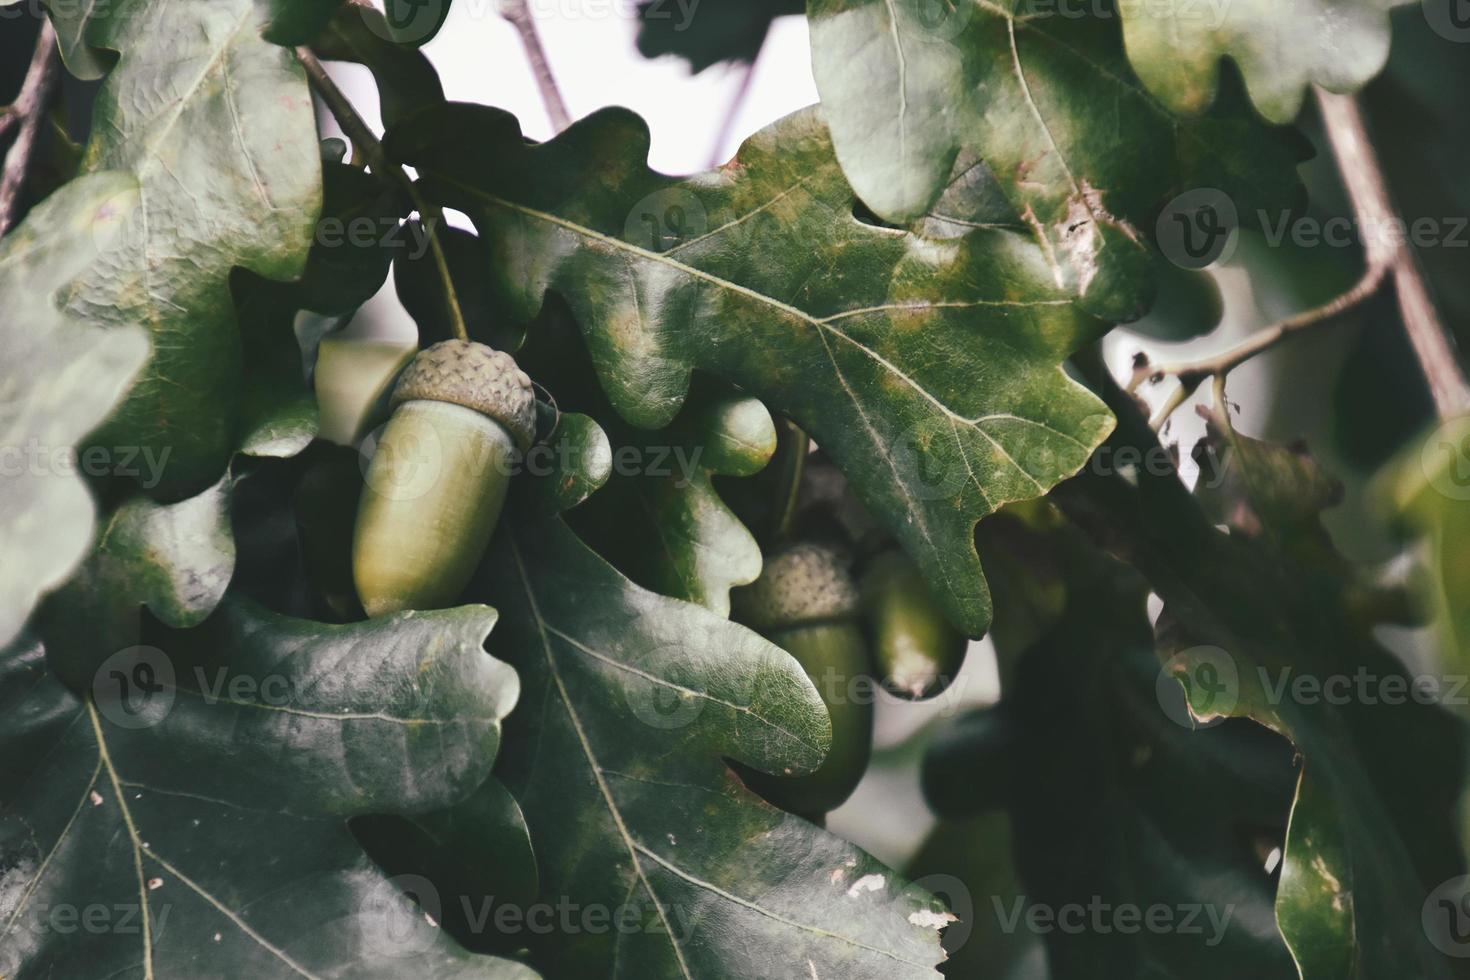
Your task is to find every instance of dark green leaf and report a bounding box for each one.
[39,476,234,692]
[517,305,775,613]
[299,161,412,318]
[73,0,323,495]
[354,775,542,955]
[635,0,804,72]
[935,514,1297,978]
[806,0,1307,319]
[0,600,534,977]
[391,103,1116,638]
[396,224,525,350]
[475,517,952,977]
[315,4,446,129]
[513,411,615,520]
[262,0,346,46]
[1054,383,1469,979]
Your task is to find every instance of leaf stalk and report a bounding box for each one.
[295,45,470,343]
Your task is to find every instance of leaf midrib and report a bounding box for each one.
[507,530,945,973]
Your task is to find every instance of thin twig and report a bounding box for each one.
[0,106,18,142]
[296,46,469,343]
[1147,381,1191,432]
[1316,87,1470,420]
[500,0,571,133]
[0,20,60,237]
[1137,87,1470,426]
[1132,263,1387,397]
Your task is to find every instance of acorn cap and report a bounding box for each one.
[391,340,537,453]
[734,542,859,633]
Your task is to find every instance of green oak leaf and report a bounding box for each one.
[261,0,347,46]
[474,517,952,977]
[36,0,345,76]
[72,0,322,496]
[32,0,110,81]
[0,172,150,650]
[1118,0,1409,123]
[1055,385,1469,980]
[517,304,775,614]
[379,0,455,47]
[353,775,542,956]
[0,600,533,978]
[36,254,342,688]
[936,512,1298,978]
[569,383,776,616]
[39,475,234,693]
[315,3,447,130]
[512,410,615,520]
[390,103,1116,638]
[295,160,412,319]
[805,0,1307,319]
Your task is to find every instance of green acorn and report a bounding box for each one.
[353,340,536,617]
[733,542,874,816]
[861,549,969,699]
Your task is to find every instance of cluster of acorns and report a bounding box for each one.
[337,338,967,821]
[731,539,967,819]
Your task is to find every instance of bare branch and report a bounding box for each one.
[1316,88,1470,420]
[1138,89,1470,426]
[1132,264,1388,396]
[0,20,61,237]
[499,0,572,133]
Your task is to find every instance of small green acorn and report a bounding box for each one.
[733,542,874,816]
[860,548,969,699]
[353,340,536,617]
